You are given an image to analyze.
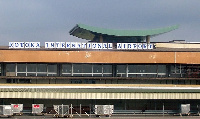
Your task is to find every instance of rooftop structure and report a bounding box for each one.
[70,24,179,43]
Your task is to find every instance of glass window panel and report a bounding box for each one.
[17,64,26,72]
[37,64,47,72]
[93,64,102,73]
[146,74,157,78]
[62,74,72,76]
[48,74,57,76]
[103,65,112,73]
[82,64,92,73]
[128,65,136,73]
[176,64,181,74]
[117,74,126,77]
[73,74,82,77]
[158,65,166,73]
[48,64,57,73]
[93,74,102,77]
[136,65,145,73]
[27,73,36,76]
[83,74,92,77]
[73,64,82,73]
[6,64,15,72]
[181,65,187,74]
[128,74,137,77]
[37,73,47,76]
[71,80,82,84]
[146,65,157,73]
[117,65,126,73]
[103,74,112,77]
[170,64,175,73]
[62,64,72,73]
[27,64,36,72]
[17,73,26,76]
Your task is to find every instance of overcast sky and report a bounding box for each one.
[0,0,200,46]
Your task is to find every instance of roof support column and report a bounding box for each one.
[100,35,103,43]
[146,35,150,44]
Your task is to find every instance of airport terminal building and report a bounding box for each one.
[1,24,200,114]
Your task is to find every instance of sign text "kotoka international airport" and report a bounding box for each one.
[9,42,154,50]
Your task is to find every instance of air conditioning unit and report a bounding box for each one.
[6,72,16,76]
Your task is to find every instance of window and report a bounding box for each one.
[17,64,26,76]
[27,64,36,72]
[82,64,92,76]
[128,64,157,77]
[37,64,47,72]
[48,64,57,73]
[146,65,157,73]
[37,64,47,76]
[117,64,127,77]
[17,64,26,72]
[27,64,37,77]
[103,64,112,77]
[62,64,72,76]
[93,64,102,73]
[117,65,126,73]
[93,64,102,77]
[62,64,72,73]
[128,65,136,73]
[103,65,112,73]
[158,65,166,73]
[82,64,92,73]
[73,64,82,73]
[157,65,167,77]
[48,64,57,76]
[6,64,16,72]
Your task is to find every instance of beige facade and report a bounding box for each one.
[1,50,200,64]
[0,92,199,99]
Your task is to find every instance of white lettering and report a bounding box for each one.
[87,43,92,49]
[108,43,113,49]
[66,42,71,48]
[9,42,154,50]
[9,42,14,48]
[138,43,143,49]
[60,42,65,48]
[71,42,76,48]
[82,43,87,49]
[97,43,102,49]
[143,43,147,49]
[132,43,138,49]
[77,42,81,49]
[45,42,55,48]
[122,43,127,49]
[148,44,153,49]
[117,43,122,49]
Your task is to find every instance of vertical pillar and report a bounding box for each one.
[100,35,103,43]
[163,103,165,117]
[112,64,117,77]
[146,35,150,44]
[70,104,73,118]
[126,64,128,77]
[80,104,81,117]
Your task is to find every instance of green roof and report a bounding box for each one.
[69,24,179,42]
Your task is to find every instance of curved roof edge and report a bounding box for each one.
[70,23,179,37]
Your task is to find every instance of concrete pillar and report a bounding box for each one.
[100,35,103,43]
[146,35,150,44]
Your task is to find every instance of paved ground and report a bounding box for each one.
[2,115,200,119]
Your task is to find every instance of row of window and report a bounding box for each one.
[3,63,200,77]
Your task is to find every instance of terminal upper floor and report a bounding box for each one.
[1,49,200,64]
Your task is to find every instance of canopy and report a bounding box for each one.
[69,24,179,43]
